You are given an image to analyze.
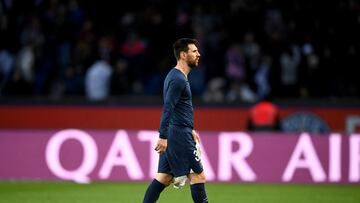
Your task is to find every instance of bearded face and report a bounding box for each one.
[186,55,199,68]
[185,44,200,68]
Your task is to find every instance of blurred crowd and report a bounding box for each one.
[0,0,359,102]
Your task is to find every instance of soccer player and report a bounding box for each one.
[142,38,208,203]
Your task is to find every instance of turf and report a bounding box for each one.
[0,181,359,203]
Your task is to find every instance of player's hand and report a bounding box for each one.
[155,138,167,154]
[192,129,201,144]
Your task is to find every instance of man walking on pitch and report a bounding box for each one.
[143,38,208,203]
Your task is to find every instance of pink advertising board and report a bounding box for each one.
[0,129,359,184]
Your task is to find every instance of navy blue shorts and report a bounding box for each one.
[158,126,203,177]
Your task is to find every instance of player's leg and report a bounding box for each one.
[143,173,173,203]
[143,153,173,203]
[188,141,208,203]
[188,172,208,203]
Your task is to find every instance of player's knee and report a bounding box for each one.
[155,173,173,186]
[197,172,206,182]
[189,172,206,184]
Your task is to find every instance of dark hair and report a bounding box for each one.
[173,38,197,60]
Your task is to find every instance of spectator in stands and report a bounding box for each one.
[0,1,359,100]
[279,45,301,97]
[225,43,257,102]
[85,58,112,102]
[0,48,15,94]
[254,55,272,100]
[110,58,129,95]
[118,31,147,94]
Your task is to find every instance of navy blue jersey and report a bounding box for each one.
[159,68,194,139]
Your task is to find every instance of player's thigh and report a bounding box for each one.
[188,171,206,184]
[155,173,174,186]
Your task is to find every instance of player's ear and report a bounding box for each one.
[180,51,186,59]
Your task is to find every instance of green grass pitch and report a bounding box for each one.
[0,181,359,203]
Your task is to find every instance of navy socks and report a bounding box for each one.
[191,183,208,203]
[143,180,208,203]
[143,179,166,203]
